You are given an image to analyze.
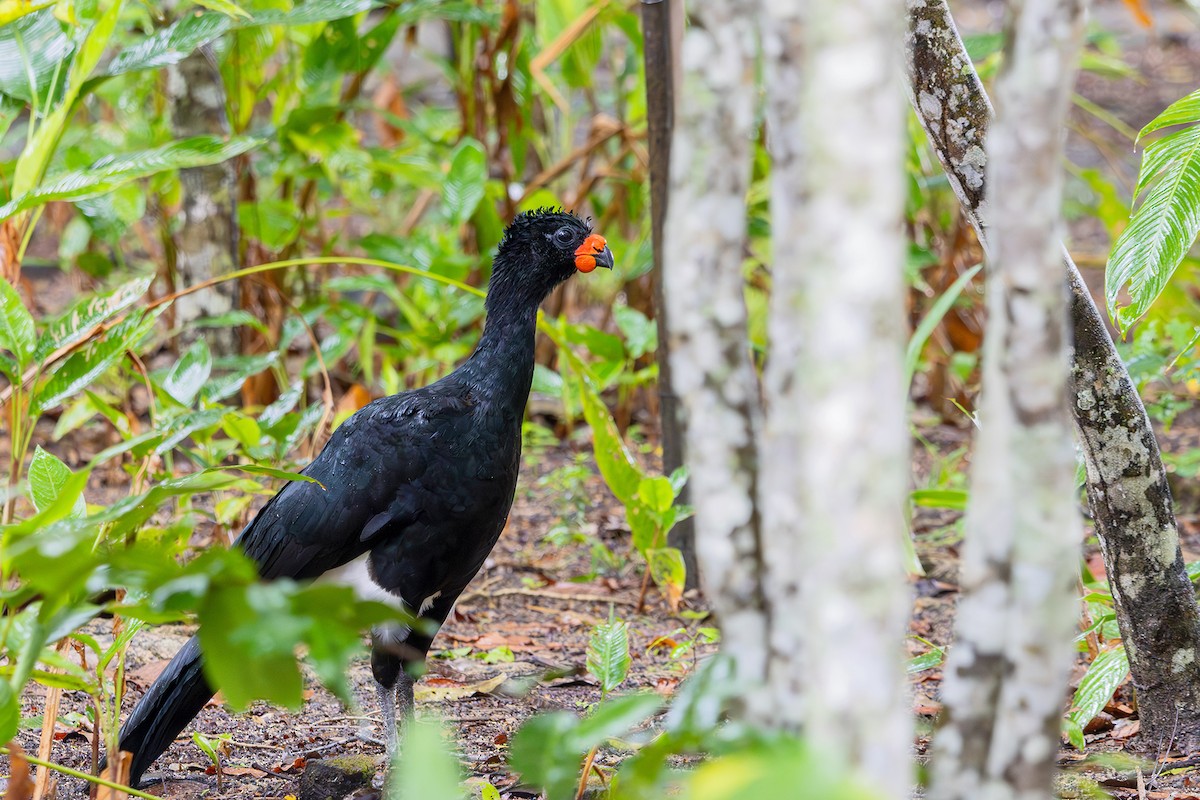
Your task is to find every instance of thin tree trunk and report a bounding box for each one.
[905,0,1200,754]
[661,0,768,709]
[641,0,699,590]
[930,0,1085,793]
[758,0,912,791]
[167,45,240,355]
[758,0,907,786]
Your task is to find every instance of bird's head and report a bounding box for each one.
[489,209,614,312]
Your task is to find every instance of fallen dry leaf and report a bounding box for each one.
[5,743,34,800]
[416,673,507,703]
[1111,719,1141,740]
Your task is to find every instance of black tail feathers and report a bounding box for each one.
[105,635,214,786]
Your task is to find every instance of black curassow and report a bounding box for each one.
[112,209,613,785]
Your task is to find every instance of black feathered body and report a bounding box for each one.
[112,209,611,786]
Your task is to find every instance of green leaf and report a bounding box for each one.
[243,0,377,26]
[162,338,213,407]
[443,138,486,226]
[1064,645,1129,749]
[0,680,18,744]
[1107,123,1200,333]
[199,582,307,710]
[28,446,85,518]
[0,8,72,102]
[34,309,158,414]
[586,614,630,696]
[1,136,264,220]
[626,505,658,555]
[510,693,662,800]
[906,644,944,673]
[34,275,152,362]
[1140,88,1200,138]
[194,0,250,18]
[613,304,657,359]
[577,377,642,505]
[637,476,674,515]
[237,198,302,250]
[102,12,232,78]
[646,548,685,599]
[13,0,122,199]
[389,718,463,799]
[99,0,378,84]
[910,488,969,511]
[0,277,36,369]
[905,264,981,391]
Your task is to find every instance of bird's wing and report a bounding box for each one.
[234,391,469,581]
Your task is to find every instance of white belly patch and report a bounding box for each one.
[316,553,405,610]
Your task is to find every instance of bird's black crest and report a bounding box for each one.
[502,208,591,242]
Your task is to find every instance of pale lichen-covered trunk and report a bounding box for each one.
[759,0,911,791]
[662,0,768,706]
[906,0,1200,754]
[167,46,240,355]
[929,0,1085,796]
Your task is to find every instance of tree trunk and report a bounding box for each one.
[166,45,240,356]
[641,0,699,590]
[661,0,768,709]
[904,0,1200,755]
[929,0,1086,794]
[759,0,912,791]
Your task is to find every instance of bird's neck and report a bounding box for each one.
[462,300,539,411]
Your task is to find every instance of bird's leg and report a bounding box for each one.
[388,670,415,758]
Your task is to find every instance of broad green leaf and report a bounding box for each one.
[34,309,159,414]
[13,0,122,198]
[28,445,85,518]
[613,304,656,359]
[685,737,878,800]
[1107,123,1200,332]
[102,11,232,78]
[217,463,321,486]
[33,274,153,362]
[0,468,89,539]
[1064,645,1129,749]
[0,681,17,744]
[98,0,380,86]
[582,388,642,504]
[1140,88,1200,138]
[237,198,302,250]
[586,614,630,696]
[637,476,674,514]
[510,693,662,800]
[443,138,486,226]
[162,338,212,406]
[2,136,264,220]
[152,408,227,455]
[0,277,36,368]
[389,718,462,799]
[627,505,658,554]
[646,547,685,606]
[244,0,376,26]
[0,9,72,102]
[199,582,307,710]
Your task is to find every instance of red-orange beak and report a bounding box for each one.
[574,234,613,273]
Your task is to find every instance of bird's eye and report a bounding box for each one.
[553,227,575,245]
